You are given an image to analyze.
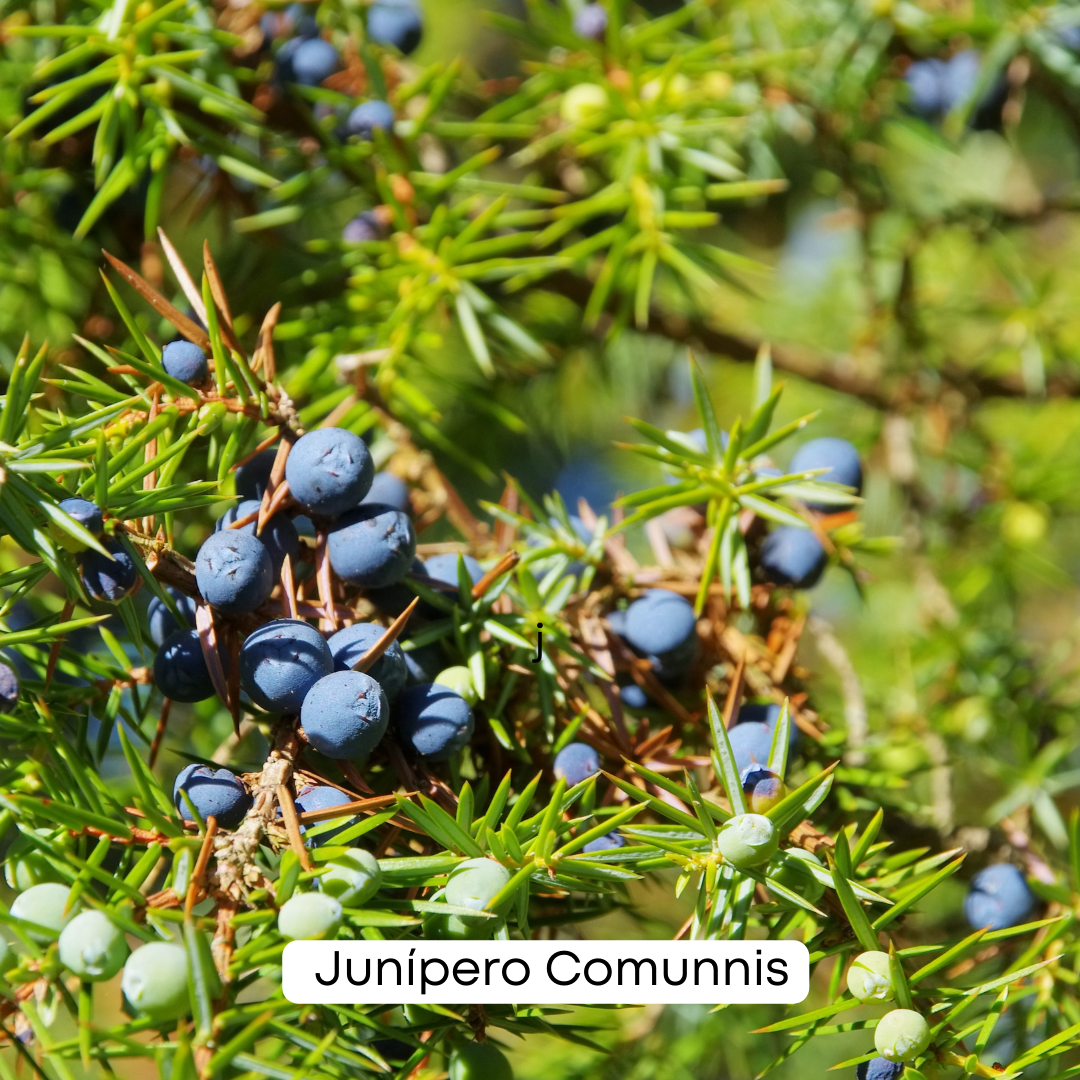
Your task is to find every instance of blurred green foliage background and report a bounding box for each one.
[5,0,1080,1075]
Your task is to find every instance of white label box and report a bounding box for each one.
[283,939,810,1005]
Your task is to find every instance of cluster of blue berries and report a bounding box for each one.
[143,428,484,837]
[903,50,1006,129]
[265,0,421,97]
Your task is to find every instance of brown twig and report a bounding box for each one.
[353,598,419,673]
[185,815,220,915]
[43,599,75,691]
[102,252,211,352]
[257,439,291,536]
[149,697,172,770]
[232,429,281,472]
[276,784,311,871]
[315,530,338,632]
[196,603,232,721]
[157,228,209,326]
[280,554,299,620]
[202,241,246,358]
[471,551,519,599]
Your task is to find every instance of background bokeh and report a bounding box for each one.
[3,0,1080,1076]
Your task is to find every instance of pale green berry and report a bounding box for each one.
[449,1040,514,1080]
[766,848,825,904]
[641,73,691,104]
[848,950,894,1002]
[716,814,778,868]
[320,849,382,907]
[403,1002,440,1026]
[874,1008,932,1064]
[278,892,342,940]
[427,913,502,940]
[445,858,511,924]
[11,883,80,941]
[560,83,607,124]
[434,666,478,706]
[121,942,190,1022]
[4,831,66,890]
[58,910,128,982]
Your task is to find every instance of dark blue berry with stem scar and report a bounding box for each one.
[0,661,18,713]
[728,721,774,775]
[327,622,407,699]
[240,619,333,714]
[856,1058,904,1080]
[195,530,274,615]
[217,499,300,571]
[161,340,209,385]
[622,589,697,678]
[367,0,422,54]
[362,472,410,512]
[173,764,251,828]
[573,3,608,40]
[148,587,198,646]
[327,504,415,587]
[788,437,862,510]
[301,670,388,759]
[553,742,599,786]
[285,428,374,517]
[235,450,277,500]
[343,212,382,243]
[737,700,799,755]
[583,831,624,854]
[294,784,359,845]
[964,863,1034,931]
[395,683,473,762]
[154,629,216,703]
[279,37,339,86]
[347,100,396,141]
[80,540,138,602]
[59,498,103,536]
[760,526,827,589]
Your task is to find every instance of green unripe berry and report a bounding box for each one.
[5,831,66,891]
[434,666,478,705]
[766,848,825,904]
[11,883,80,941]
[874,1009,932,1064]
[403,1002,440,1026]
[444,858,511,924]
[560,83,607,124]
[449,1040,514,1080]
[427,913,502,940]
[196,401,228,435]
[278,892,342,940]
[848,951,894,1003]
[320,849,382,907]
[716,814,778,868]
[58,910,128,982]
[121,942,190,1022]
